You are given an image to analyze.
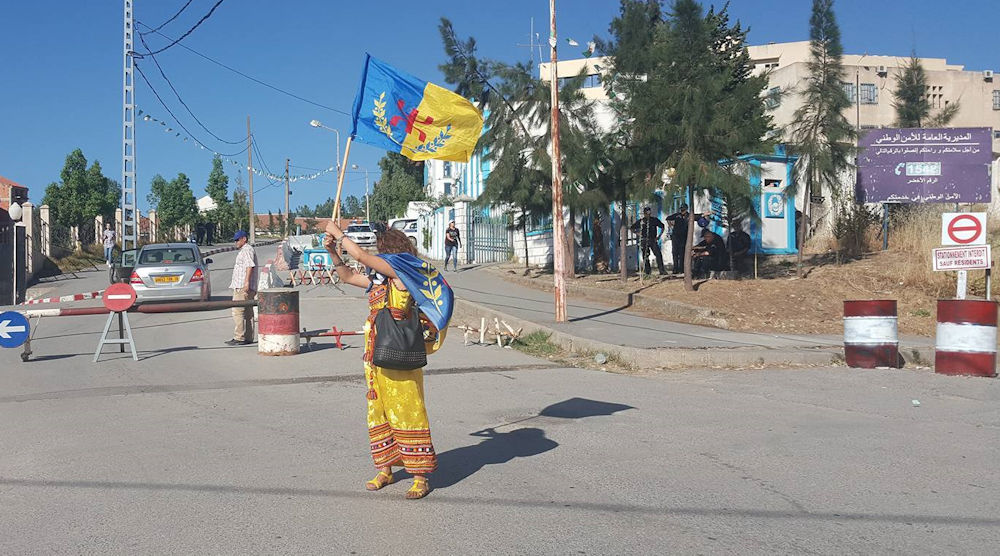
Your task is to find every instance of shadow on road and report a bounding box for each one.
[432,397,634,490]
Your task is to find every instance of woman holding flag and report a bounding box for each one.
[324,222,452,500]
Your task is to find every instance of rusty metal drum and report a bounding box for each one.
[935,300,997,377]
[257,288,300,356]
[843,300,899,368]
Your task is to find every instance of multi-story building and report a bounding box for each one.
[748,41,1000,153]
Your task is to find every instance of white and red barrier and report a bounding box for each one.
[21,290,104,306]
[258,288,299,356]
[843,300,899,368]
[935,300,997,377]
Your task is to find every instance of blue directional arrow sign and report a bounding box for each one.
[0,311,30,348]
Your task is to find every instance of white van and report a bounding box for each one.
[388,217,420,246]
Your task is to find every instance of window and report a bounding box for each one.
[993,90,1000,110]
[859,83,878,104]
[526,214,552,235]
[764,86,781,109]
[442,161,452,178]
[583,74,601,88]
[841,82,857,104]
[994,130,1000,139]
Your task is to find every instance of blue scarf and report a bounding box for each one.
[377,253,454,332]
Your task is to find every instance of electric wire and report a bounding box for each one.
[135,62,249,157]
[135,21,350,116]
[139,0,195,35]
[137,32,243,145]
[138,0,227,56]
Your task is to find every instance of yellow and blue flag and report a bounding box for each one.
[378,253,453,332]
[350,54,483,163]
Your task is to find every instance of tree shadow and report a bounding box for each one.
[432,397,634,489]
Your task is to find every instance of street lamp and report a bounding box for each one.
[309,119,341,174]
[352,164,370,223]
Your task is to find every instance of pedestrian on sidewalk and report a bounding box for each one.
[664,204,690,274]
[324,222,453,500]
[444,221,461,271]
[226,230,257,346]
[102,223,116,268]
[629,206,667,275]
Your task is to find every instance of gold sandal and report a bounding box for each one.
[365,470,394,491]
[405,477,430,500]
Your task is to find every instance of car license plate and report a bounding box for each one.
[153,275,180,284]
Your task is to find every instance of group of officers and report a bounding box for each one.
[629,204,751,278]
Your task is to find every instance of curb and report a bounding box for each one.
[452,298,936,371]
[482,267,730,329]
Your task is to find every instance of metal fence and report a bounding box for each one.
[467,205,513,264]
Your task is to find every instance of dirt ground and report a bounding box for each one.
[497,249,988,338]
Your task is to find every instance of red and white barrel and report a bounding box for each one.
[257,288,300,356]
[935,300,997,377]
[843,300,899,368]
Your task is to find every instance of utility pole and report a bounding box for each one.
[120,0,137,256]
[284,158,290,236]
[247,116,255,242]
[549,0,567,323]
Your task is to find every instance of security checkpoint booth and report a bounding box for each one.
[657,150,799,265]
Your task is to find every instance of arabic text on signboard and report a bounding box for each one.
[856,127,992,204]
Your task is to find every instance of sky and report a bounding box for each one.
[1,0,997,217]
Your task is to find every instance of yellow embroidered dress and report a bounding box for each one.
[364,278,438,475]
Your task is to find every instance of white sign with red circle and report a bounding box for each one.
[103,283,137,312]
[941,212,986,246]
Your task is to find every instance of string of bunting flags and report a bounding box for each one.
[135,106,337,183]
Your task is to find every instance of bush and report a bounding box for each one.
[831,201,880,260]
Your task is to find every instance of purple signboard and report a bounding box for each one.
[856,127,992,203]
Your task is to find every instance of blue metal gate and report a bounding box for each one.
[466,207,513,264]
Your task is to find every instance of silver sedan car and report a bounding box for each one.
[129,243,212,302]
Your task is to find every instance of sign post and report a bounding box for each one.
[0,311,30,349]
[94,283,138,362]
[934,212,990,299]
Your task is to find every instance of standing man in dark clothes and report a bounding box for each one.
[630,206,667,275]
[691,229,728,279]
[664,204,690,274]
[444,220,461,271]
[728,227,752,275]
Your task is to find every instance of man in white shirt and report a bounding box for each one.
[226,230,257,346]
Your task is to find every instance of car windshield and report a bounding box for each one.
[391,221,410,230]
[139,247,197,265]
[347,226,371,233]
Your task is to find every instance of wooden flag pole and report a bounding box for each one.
[331,136,354,221]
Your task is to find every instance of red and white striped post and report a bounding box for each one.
[843,300,899,368]
[935,300,997,377]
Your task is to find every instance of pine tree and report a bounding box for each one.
[893,53,960,127]
[610,0,772,290]
[788,0,856,277]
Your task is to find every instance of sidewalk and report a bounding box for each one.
[442,264,935,370]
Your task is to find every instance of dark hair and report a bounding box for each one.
[376,228,418,256]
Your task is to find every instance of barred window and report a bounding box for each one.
[993,90,1000,110]
[859,83,878,104]
[841,82,857,104]
[764,86,781,109]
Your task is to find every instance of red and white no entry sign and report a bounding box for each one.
[103,283,137,312]
[941,212,986,246]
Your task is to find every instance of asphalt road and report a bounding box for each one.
[1,248,998,554]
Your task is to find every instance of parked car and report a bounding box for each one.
[127,243,212,302]
[345,223,376,248]
[389,218,420,245]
